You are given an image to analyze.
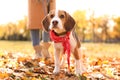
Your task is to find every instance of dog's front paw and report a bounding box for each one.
[75,69,81,75]
[75,66,86,75]
[53,67,60,74]
[75,60,87,75]
[75,67,86,75]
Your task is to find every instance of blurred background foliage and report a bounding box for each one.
[0,16,30,41]
[73,10,120,42]
[0,10,120,42]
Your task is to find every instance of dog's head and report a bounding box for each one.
[42,10,75,34]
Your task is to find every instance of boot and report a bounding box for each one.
[40,42,53,64]
[33,45,43,60]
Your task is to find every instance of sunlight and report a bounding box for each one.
[57,0,120,17]
[0,0,27,24]
[0,0,120,24]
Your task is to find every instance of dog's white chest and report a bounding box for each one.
[54,43,64,50]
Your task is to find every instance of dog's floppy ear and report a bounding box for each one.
[64,12,75,31]
[42,15,50,32]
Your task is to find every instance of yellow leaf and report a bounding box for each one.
[102,60,109,64]
[0,61,4,67]
[31,77,36,80]
[0,52,4,57]
[32,77,40,80]
[0,72,8,79]
[105,68,114,77]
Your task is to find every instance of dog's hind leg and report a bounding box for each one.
[74,48,86,75]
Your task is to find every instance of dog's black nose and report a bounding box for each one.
[52,20,58,26]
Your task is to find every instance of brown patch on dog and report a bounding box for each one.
[42,15,50,32]
[64,12,75,31]
[73,47,80,60]
[72,31,81,48]
[58,10,66,27]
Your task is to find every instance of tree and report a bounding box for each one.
[113,17,120,41]
[72,10,88,42]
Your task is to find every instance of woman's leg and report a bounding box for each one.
[41,31,51,59]
[30,29,51,61]
[30,29,42,59]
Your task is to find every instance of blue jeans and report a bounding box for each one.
[30,29,50,46]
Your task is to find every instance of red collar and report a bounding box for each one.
[50,30,71,71]
[49,30,70,43]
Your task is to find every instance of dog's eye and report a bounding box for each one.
[60,14,65,18]
[50,14,54,18]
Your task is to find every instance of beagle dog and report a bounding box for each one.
[42,10,85,75]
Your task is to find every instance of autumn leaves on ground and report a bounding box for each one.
[0,41,120,80]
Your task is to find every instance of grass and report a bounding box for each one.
[0,40,120,58]
[0,40,34,54]
[82,42,120,58]
[0,40,120,79]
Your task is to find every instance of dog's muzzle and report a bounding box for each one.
[52,20,58,26]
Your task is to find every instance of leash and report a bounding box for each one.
[50,30,71,71]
